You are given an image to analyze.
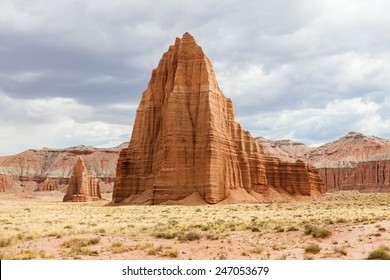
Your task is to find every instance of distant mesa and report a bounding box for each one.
[63,157,102,202]
[0,143,127,193]
[111,32,325,205]
[260,132,390,192]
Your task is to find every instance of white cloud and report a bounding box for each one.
[246,97,390,144]
[0,92,130,155]
[1,0,390,155]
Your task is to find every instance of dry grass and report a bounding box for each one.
[0,191,390,259]
[304,244,321,254]
[367,246,390,260]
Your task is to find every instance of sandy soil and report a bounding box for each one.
[0,191,389,260]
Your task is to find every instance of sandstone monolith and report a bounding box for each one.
[112,33,325,205]
[63,157,101,202]
[0,174,14,192]
[38,177,60,191]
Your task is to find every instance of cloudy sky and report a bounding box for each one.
[1,0,390,155]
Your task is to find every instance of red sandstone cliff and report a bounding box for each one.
[0,143,127,192]
[259,132,390,192]
[112,33,325,205]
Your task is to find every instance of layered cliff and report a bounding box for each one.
[63,157,101,202]
[0,143,127,192]
[259,132,390,192]
[38,178,60,191]
[306,132,390,168]
[112,33,325,205]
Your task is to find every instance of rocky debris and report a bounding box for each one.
[0,143,127,192]
[63,157,101,202]
[112,33,325,205]
[0,174,14,192]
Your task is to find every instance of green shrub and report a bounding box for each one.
[155,231,177,239]
[168,249,179,258]
[367,246,390,260]
[313,228,332,238]
[304,224,316,235]
[304,224,332,238]
[179,231,202,241]
[304,244,321,254]
[62,237,100,248]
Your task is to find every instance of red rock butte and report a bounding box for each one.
[63,157,101,202]
[112,32,325,205]
[0,174,14,192]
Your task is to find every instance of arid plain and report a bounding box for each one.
[1,191,389,260]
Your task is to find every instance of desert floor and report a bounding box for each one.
[0,191,389,260]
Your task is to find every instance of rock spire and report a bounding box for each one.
[112,33,325,205]
[63,157,101,202]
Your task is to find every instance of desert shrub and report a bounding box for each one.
[218,252,227,260]
[62,237,100,248]
[179,231,202,241]
[112,241,123,247]
[304,224,332,238]
[20,249,37,260]
[155,231,178,239]
[80,249,98,256]
[0,238,11,247]
[324,218,334,225]
[367,246,390,260]
[249,248,263,254]
[334,246,348,256]
[88,237,100,245]
[304,224,316,235]
[111,242,127,254]
[274,226,285,233]
[286,226,299,232]
[206,233,219,240]
[304,244,321,254]
[168,249,179,258]
[147,245,163,255]
[336,218,347,223]
[313,228,332,238]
